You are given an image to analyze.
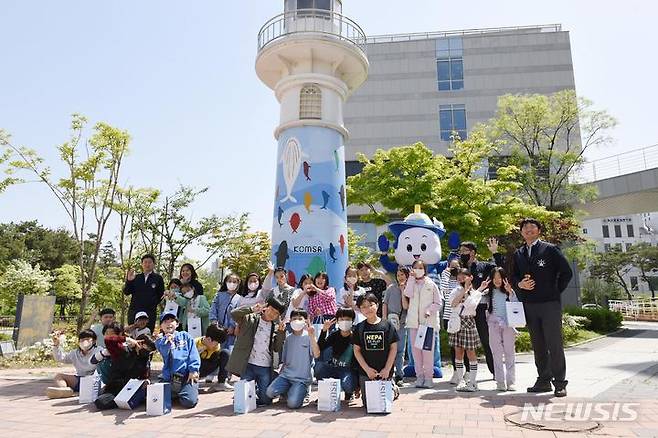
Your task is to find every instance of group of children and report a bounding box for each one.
[47,257,521,411]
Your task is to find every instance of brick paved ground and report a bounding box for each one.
[1,321,657,438]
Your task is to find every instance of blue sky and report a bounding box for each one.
[1,1,656,258]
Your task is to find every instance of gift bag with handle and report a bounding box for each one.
[413,324,434,351]
[317,378,341,412]
[187,315,202,338]
[146,382,172,416]
[114,379,148,410]
[234,379,257,414]
[365,380,393,414]
[164,300,179,316]
[78,373,101,404]
[506,301,526,328]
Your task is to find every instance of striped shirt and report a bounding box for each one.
[440,269,459,321]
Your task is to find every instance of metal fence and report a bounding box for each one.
[608,298,658,321]
[366,24,562,44]
[258,9,367,53]
[576,144,658,183]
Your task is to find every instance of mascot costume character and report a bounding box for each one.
[378,205,460,378]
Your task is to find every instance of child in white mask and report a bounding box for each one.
[46,329,102,399]
[238,272,267,307]
[337,266,366,324]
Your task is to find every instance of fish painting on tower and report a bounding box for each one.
[271,126,349,290]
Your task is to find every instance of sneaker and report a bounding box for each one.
[463,371,470,384]
[205,376,215,384]
[414,377,425,388]
[392,383,400,400]
[456,382,478,392]
[208,381,233,393]
[507,384,516,392]
[46,387,75,399]
[449,369,464,385]
[394,376,404,386]
[496,382,507,391]
[422,378,434,389]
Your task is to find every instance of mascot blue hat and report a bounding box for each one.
[389,205,446,248]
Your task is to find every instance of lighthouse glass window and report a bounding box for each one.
[300,85,322,119]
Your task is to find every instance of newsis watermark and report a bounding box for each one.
[521,402,640,422]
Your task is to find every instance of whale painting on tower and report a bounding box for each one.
[271,126,348,290]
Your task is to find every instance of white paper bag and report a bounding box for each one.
[187,315,202,338]
[365,380,393,414]
[164,300,179,315]
[147,383,172,416]
[506,302,526,328]
[413,324,434,351]
[78,374,101,404]
[115,379,147,410]
[234,379,257,414]
[317,378,341,412]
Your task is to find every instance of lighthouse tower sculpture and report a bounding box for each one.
[256,1,369,290]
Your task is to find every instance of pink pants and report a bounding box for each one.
[488,319,517,386]
[409,328,435,379]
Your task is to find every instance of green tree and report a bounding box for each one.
[580,277,624,307]
[487,90,616,210]
[1,114,130,329]
[629,243,658,298]
[0,260,53,313]
[0,221,79,271]
[588,249,634,300]
[91,266,127,324]
[347,227,376,266]
[52,264,82,317]
[347,137,555,256]
[220,231,271,280]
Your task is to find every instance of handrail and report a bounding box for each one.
[575,144,658,183]
[257,9,367,54]
[366,24,562,44]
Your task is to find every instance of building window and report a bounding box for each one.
[602,225,610,238]
[345,160,364,178]
[614,225,622,238]
[627,224,635,237]
[582,228,588,234]
[630,276,638,291]
[436,37,463,91]
[299,84,321,119]
[604,243,611,252]
[439,104,467,141]
[486,156,510,180]
[615,243,623,251]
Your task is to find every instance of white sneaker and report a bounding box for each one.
[449,369,464,385]
[422,378,434,389]
[456,382,478,392]
[205,376,215,384]
[507,384,516,392]
[208,381,233,392]
[415,377,425,388]
[463,371,471,384]
[496,382,506,391]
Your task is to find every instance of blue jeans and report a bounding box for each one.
[174,381,199,408]
[394,323,406,379]
[266,375,309,409]
[314,361,357,394]
[242,363,273,405]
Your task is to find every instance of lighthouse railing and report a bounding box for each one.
[258,9,367,54]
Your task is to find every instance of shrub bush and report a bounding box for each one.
[564,307,623,333]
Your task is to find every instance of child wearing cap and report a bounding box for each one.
[155,312,201,408]
[227,297,287,406]
[126,311,152,338]
[266,309,320,409]
[196,324,232,392]
[46,329,103,399]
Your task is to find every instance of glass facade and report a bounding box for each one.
[439,104,467,141]
[436,37,464,91]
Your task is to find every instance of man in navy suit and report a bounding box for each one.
[512,218,573,397]
[124,254,165,332]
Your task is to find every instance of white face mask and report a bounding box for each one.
[413,268,425,278]
[183,290,194,299]
[79,339,93,351]
[345,276,358,286]
[338,321,353,332]
[248,282,259,291]
[226,281,238,291]
[290,320,306,331]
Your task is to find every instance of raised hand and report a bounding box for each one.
[126,269,136,281]
[277,320,286,332]
[306,320,316,337]
[322,318,336,332]
[503,278,514,293]
[478,277,491,292]
[267,261,274,273]
[487,237,499,254]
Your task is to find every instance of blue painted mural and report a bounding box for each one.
[271,126,348,290]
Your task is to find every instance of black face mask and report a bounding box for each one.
[460,254,471,267]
